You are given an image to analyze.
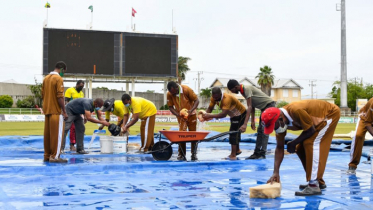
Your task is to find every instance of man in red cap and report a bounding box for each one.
[262,100,340,196]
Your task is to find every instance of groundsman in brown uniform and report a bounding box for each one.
[347,97,373,174]
[167,81,199,161]
[203,87,247,160]
[263,100,340,196]
[42,61,68,163]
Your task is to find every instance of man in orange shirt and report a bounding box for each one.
[347,97,373,174]
[167,81,199,161]
[42,61,68,163]
[203,87,247,160]
[263,100,340,196]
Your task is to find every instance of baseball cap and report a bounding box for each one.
[261,107,281,135]
[102,98,115,112]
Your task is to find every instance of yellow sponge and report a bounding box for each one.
[249,182,281,199]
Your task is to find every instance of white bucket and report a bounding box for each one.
[100,136,113,154]
[113,136,128,154]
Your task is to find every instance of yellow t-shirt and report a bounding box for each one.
[105,100,125,120]
[65,87,84,100]
[123,97,157,119]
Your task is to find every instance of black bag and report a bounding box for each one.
[108,124,121,136]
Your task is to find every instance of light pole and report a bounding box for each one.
[337,0,349,111]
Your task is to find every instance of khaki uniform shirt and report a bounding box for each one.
[208,93,246,118]
[167,85,198,115]
[359,97,373,126]
[42,72,64,115]
[281,100,339,132]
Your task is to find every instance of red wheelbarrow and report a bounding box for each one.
[150,130,240,161]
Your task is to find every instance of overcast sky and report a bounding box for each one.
[0,0,372,99]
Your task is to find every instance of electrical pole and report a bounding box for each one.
[197,71,203,96]
[309,80,316,99]
[194,71,204,95]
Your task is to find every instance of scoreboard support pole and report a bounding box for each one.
[85,79,89,98]
[131,78,135,97]
[89,78,93,99]
[163,81,167,107]
[126,81,129,94]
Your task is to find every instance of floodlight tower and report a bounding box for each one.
[337,0,349,112]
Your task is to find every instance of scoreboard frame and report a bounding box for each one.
[43,28,178,79]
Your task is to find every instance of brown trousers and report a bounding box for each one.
[140,114,156,152]
[349,118,368,168]
[44,114,64,160]
[296,108,340,186]
[178,115,198,156]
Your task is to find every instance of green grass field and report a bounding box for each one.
[0,121,356,138]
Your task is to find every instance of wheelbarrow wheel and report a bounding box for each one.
[152,141,173,161]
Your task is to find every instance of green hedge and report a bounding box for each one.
[0,95,13,108]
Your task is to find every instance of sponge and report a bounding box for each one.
[180,108,189,120]
[249,182,281,199]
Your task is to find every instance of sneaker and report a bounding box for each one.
[177,155,187,161]
[70,145,76,151]
[49,157,68,163]
[299,183,326,190]
[346,166,357,174]
[191,154,198,161]
[295,185,322,196]
[76,150,89,154]
[246,153,265,159]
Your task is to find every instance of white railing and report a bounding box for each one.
[0,108,43,115]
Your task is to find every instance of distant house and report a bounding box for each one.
[210,77,303,103]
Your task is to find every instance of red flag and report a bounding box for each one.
[132,8,137,17]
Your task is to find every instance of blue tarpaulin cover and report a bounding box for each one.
[0,133,372,209]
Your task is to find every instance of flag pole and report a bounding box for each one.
[131,7,133,30]
[91,10,93,29]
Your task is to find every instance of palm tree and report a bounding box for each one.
[178,56,191,84]
[200,87,211,98]
[256,65,275,96]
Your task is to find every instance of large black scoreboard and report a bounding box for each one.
[43,28,178,77]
